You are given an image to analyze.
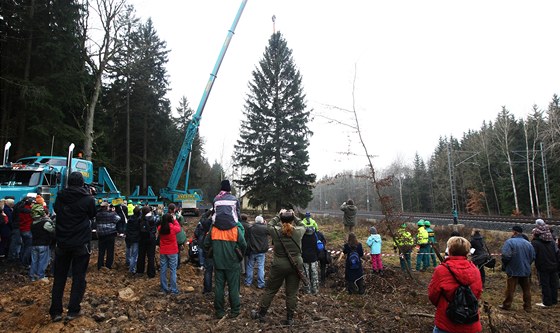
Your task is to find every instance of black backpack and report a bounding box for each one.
[443,264,479,324]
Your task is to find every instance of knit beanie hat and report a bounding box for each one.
[369,226,377,234]
[220,180,231,192]
[31,203,46,219]
[535,218,546,226]
[35,195,45,205]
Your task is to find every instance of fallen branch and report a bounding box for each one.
[406,312,435,318]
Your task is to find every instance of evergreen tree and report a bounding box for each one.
[234,32,315,211]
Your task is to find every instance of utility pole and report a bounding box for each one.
[447,142,458,215]
[541,142,551,218]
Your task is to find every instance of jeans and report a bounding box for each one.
[433,326,452,333]
[203,258,214,293]
[198,245,206,267]
[30,245,50,279]
[245,252,266,288]
[49,245,90,318]
[97,234,116,269]
[8,228,21,260]
[126,242,139,273]
[20,231,32,266]
[160,254,179,293]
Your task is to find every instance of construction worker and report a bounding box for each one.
[415,220,430,271]
[394,223,414,271]
[301,212,318,231]
[424,220,438,267]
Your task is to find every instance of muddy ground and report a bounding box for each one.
[0,216,559,332]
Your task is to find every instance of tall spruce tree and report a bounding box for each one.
[234,32,315,211]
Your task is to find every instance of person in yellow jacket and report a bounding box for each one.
[301,212,318,231]
[415,220,430,271]
[394,223,414,271]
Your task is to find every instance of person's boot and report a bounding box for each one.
[282,311,294,325]
[250,307,267,323]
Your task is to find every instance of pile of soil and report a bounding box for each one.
[0,217,558,332]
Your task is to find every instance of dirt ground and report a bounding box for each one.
[1,216,559,333]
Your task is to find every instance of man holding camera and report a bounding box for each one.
[340,200,357,233]
[49,172,96,322]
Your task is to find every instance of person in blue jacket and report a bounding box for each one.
[366,227,383,273]
[500,225,535,312]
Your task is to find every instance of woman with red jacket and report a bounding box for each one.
[157,213,181,295]
[428,236,483,333]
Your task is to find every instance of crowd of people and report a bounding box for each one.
[1,185,559,331]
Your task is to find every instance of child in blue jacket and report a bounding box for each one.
[366,227,383,273]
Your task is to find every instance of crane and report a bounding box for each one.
[158,0,248,213]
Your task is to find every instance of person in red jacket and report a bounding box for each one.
[19,198,34,266]
[157,213,181,295]
[428,236,483,333]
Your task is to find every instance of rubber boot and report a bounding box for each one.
[282,311,294,325]
[250,307,267,323]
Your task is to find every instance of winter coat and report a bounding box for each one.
[302,232,319,263]
[428,256,483,333]
[95,210,120,237]
[366,234,382,255]
[267,215,305,267]
[204,221,246,270]
[125,214,141,244]
[18,204,33,232]
[246,222,269,254]
[53,186,96,249]
[195,217,212,244]
[532,237,558,272]
[470,234,489,266]
[158,219,181,255]
[3,205,13,229]
[501,235,535,277]
[139,213,158,241]
[212,191,240,230]
[31,217,55,246]
[343,243,364,282]
[340,203,357,226]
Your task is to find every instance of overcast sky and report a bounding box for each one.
[130,0,560,178]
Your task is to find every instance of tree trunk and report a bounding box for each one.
[523,122,535,216]
[506,151,520,214]
[84,73,102,160]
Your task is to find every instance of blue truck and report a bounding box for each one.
[0,142,122,211]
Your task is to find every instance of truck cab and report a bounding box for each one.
[0,156,93,212]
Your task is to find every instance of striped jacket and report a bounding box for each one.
[212,191,240,230]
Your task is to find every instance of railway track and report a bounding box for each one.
[310,210,560,232]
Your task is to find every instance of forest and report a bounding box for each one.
[2,0,560,216]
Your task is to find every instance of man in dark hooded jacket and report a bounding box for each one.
[49,172,96,322]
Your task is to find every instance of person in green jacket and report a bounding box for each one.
[415,220,430,271]
[301,212,318,231]
[251,209,305,325]
[203,215,246,319]
[394,223,414,271]
[424,220,437,267]
[340,200,358,233]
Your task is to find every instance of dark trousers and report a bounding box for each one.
[97,234,116,269]
[49,245,90,317]
[137,235,156,278]
[319,260,327,284]
[538,270,559,306]
[503,275,531,310]
[203,258,214,293]
[0,223,10,256]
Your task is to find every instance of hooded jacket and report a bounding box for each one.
[532,236,558,272]
[212,191,240,230]
[366,234,382,254]
[53,186,96,249]
[340,203,357,226]
[428,256,483,333]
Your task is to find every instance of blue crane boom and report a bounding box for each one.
[160,0,248,203]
